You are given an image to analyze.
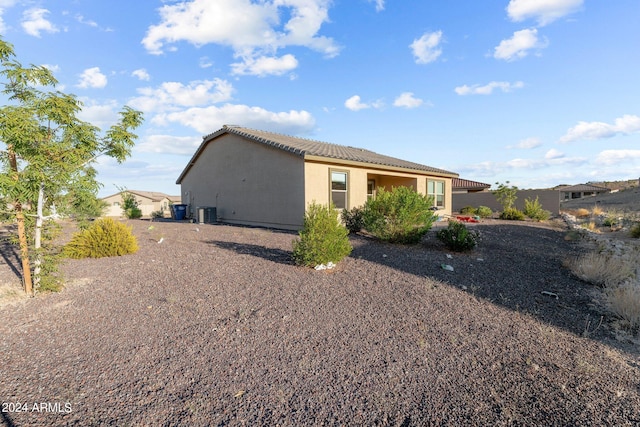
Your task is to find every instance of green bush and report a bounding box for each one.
[362,186,436,244]
[125,207,142,219]
[121,190,142,219]
[631,223,640,238]
[341,206,364,234]
[460,206,476,215]
[475,206,493,218]
[523,196,551,221]
[64,218,139,259]
[437,220,480,252]
[492,181,518,210]
[500,207,525,221]
[292,202,352,267]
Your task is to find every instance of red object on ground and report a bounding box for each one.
[455,216,479,223]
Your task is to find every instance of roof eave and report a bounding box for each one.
[176,128,229,184]
[304,154,459,178]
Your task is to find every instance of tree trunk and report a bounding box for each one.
[33,182,44,290]
[8,145,33,296]
[14,204,33,296]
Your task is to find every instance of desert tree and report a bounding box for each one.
[0,38,143,295]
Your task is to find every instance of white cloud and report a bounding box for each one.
[132,69,151,81]
[393,92,423,109]
[153,104,316,135]
[76,14,98,28]
[511,137,542,149]
[345,95,369,111]
[594,150,640,165]
[21,8,58,37]
[559,114,640,143]
[410,31,443,64]
[78,99,119,128]
[455,81,524,95]
[507,0,583,26]
[231,54,298,77]
[77,67,108,89]
[0,1,17,33]
[456,153,586,177]
[544,148,564,159]
[42,64,60,73]
[136,135,201,155]
[199,56,213,68]
[344,95,383,111]
[129,78,234,113]
[142,0,338,76]
[370,0,385,12]
[494,28,548,61]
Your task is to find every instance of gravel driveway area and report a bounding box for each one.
[1,219,639,426]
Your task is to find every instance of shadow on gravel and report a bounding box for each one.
[0,233,22,281]
[1,410,17,427]
[206,240,294,265]
[350,224,618,346]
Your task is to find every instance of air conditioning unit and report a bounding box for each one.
[196,207,217,224]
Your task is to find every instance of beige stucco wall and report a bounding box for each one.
[180,134,306,229]
[304,160,453,217]
[102,194,171,218]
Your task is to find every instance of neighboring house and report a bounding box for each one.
[176,125,459,230]
[452,178,491,194]
[558,184,610,202]
[102,191,181,218]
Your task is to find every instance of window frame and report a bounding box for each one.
[367,179,376,200]
[427,179,446,209]
[329,169,349,209]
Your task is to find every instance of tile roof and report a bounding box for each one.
[558,184,610,193]
[177,125,457,183]
[452,178,491,189]
[102,190,179,202]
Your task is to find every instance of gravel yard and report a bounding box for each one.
[1,219,639,426]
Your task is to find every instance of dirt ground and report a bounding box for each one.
[1,218,639,426]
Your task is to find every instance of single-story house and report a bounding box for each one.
[558,184,610,202]
[176,125,459,230]
[452,178,491,194]
[102,190,181,218]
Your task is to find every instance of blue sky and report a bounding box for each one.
[1,0,638,197]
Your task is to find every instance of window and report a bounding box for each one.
[427,180,445,209]
[367,179,376,200]
[331,171,348,209]
[113,202,120,206]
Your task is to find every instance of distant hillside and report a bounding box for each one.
[587,179,639,191]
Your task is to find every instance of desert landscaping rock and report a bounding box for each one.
[1,219,639,426]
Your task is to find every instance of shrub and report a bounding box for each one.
[64,218,139,259]
[125,207,142,219]
[499,207,525,220]
[523,196,551,221]
[631,223,640,238]
[566,252,634,288]
[605,280,640,333]
[151,210,165,219]
[475,206,493,218]
[121,191,143,219]
[437,220,480,252]
[362,186,436,244]
[574,208,590,218]
[292,202,352,267]
[492,181,518,211]
[460,206,476,215]
[341,206,364,234]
